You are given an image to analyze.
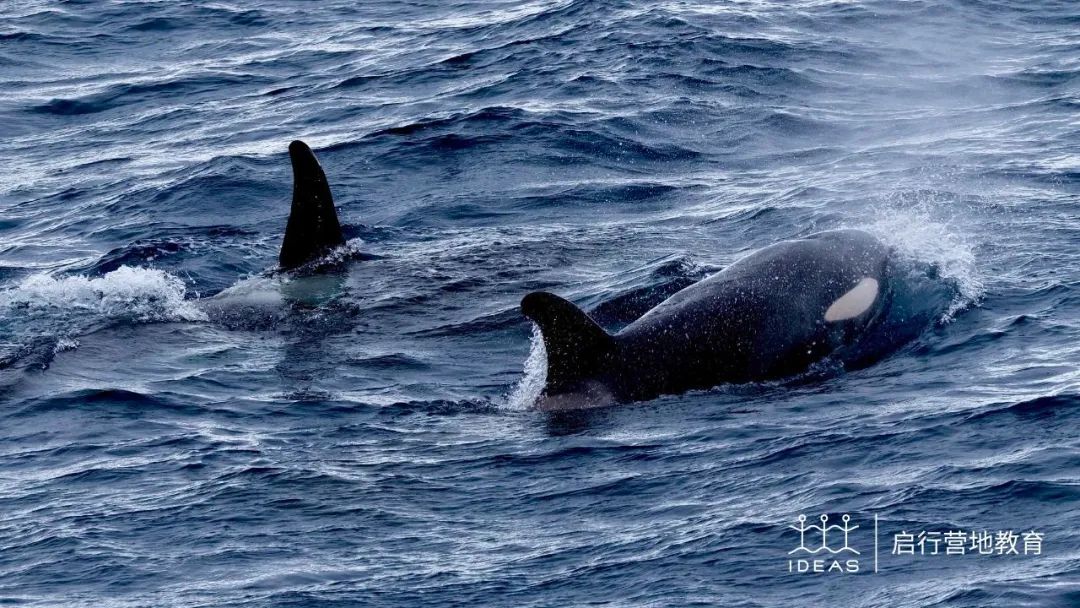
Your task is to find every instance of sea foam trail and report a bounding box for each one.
[0,266,207,325]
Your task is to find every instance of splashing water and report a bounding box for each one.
[0,266,207,326]
[863,197,984,321]
[506,325,547,409]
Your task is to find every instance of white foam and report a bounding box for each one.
[506,325,547,410]
[328,238,367,264]
[0,265,207,324]
[53,337,80,353]
[862,198,984,321]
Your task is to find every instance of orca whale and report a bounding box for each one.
[521,229,943,409]
[278,140,347,270]
[196,140,355,322]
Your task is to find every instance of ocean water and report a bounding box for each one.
[1,0,1078,606]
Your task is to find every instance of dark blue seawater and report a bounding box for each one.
[1,0,1078,605]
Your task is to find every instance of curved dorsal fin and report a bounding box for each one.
[521,291,614,394]
[279,140,346,269]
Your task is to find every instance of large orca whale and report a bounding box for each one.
[197,140,356,321]
[522,230,945,409]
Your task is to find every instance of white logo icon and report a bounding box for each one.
[789,514,860,555]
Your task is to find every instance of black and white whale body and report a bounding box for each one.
[522,230,937,408]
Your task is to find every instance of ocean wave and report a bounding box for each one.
[30,72,273,116]
[965,393,1079,423]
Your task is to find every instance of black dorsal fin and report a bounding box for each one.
[521,291,615,394]
[279,140,346,269]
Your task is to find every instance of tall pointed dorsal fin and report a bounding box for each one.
[521,291,614,394]
[279,140,346,269]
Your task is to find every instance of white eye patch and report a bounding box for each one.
[825,278,879,322]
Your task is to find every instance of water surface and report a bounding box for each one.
[1,1,1077,606]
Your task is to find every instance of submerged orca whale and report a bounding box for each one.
[522,229,942,408]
